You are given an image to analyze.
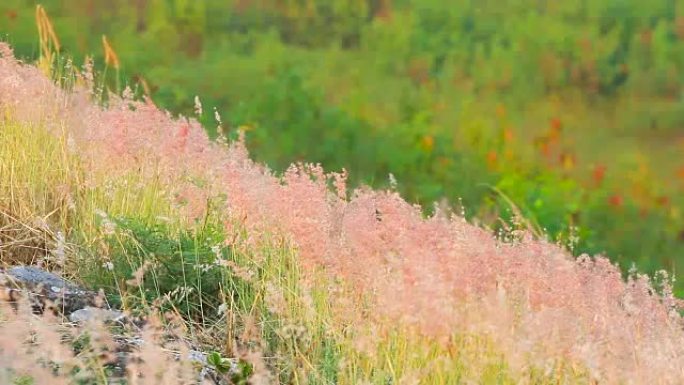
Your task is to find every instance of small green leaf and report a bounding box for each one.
[207,351,223,368]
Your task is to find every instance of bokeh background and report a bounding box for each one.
[2,0,684,293]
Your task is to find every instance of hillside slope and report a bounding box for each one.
[1,42,684,384]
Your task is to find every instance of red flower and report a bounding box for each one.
[486,150,498,170]
[592,164,606,186]
[656,196,670,207]
[608,194,623,207]
[550,117,563,133]
[503,127,514,143]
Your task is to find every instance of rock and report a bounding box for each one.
[2,266,96,314]
[187,349,209,366]
[0,266,229,384]
[69,307,125,324]
[184,350,231,385]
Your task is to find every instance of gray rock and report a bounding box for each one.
[0,266,229,384]
[187,349,209,366]
[2,266,96,314]
[69,307,125,323]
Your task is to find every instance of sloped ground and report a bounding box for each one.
[1,43,684,384]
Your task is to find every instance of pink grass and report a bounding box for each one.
[2,43,684,383]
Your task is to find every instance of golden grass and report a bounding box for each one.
[35,5,61,76]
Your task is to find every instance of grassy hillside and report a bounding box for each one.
[2,1,684,292]
[1,41,684,384]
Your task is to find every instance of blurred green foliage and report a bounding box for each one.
[3,0,684,291]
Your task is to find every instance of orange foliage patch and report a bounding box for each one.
[608,194,624,208]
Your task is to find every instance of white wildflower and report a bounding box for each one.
[211,244,222,257]
[102,220,116,235]
[388,173,397,190]
[217,303,228,316]
[214,107,222,125]
[95,209,117,234]
[122,86,134,101]
[194,95,203,116]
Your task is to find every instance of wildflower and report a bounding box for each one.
[549,116,562,133]
[194,95,203,116]
[486,150,498,169]
[503,127,514,142]
[388,173,398,190]
[608,194,623,207]
[99,215,117,235]
[214,107,222,125]
[592,163,606,186]
[82,56,94,85]
[496,104,506,119]
[122,86,133,101]
[656,195,670,207]
[420,134,434,152]
[194,263,213,273]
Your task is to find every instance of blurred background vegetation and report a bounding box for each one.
[2,0,684,292]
